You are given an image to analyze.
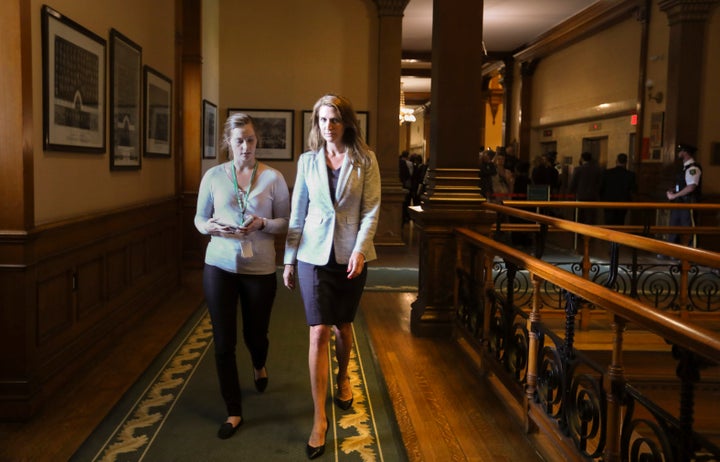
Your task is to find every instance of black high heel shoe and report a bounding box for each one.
[334,395,353,411]
[334,376,353,411]
[254,367,268,393]
[306,418,329,460]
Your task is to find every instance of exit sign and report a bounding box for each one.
[589,123,601,131]
[543,129,553,137]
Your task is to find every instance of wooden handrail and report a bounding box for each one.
[455,227,720,364]
[482,201,720,267]
[501,200,720,210]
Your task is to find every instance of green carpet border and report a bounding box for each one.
[70,303,212,461]
[72,272,408,462]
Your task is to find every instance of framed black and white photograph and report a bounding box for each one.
[302,110,369,152]
[109,29,142,170]
[41,5,106,152]
[143,66,172,157]
[228,108,294,160]
[202,100,218,159]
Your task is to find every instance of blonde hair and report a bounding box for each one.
[222,112,259,155]
[307,94,370,166]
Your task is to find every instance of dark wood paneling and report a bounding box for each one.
[0,198,182,421]
[77,257,103,318]
[130,240,146,281]
[36,270,73,344]
[182,192,209,267]
[106,248,128,299]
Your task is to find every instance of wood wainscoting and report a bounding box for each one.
[0,198,183,421]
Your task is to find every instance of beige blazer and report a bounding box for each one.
[284,148,381,266]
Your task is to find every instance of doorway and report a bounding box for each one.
[582,136,608,166]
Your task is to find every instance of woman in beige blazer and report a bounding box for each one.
[283,94,380,459]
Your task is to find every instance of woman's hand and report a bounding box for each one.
[206,218,235,236]
[238,215,265,235]
[346,252,365,279]
[206,216,265,237]
[283,264,296,290]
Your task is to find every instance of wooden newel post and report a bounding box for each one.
[604,315,626,462]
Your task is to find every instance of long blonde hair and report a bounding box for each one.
[307,94,370,166]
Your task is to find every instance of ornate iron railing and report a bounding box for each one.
[454,223,720,462]
[489,260,720,314]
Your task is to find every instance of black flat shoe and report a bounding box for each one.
[254,367,268,393]
[334,395,353,411]
[217,417,243,439]
[306,418,329,460]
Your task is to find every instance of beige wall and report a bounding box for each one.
[530,17,641,166]
[32,0,176,224]
[217,0,377,187]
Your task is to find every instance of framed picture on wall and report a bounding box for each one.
[649,111,664,148]
[143,66,172,157]
[301,110,369,152]
[228,108,294,160]
[202,99,218,159]
[41,5,106,152]
[109,29,142,170]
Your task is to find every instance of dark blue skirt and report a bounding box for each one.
[297,255,368,326]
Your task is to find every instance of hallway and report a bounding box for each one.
[0,242,544,461]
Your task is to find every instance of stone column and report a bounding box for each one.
[372,0,410,246]
[409,0,496,336]
[657,0,719,157]
[517,60,538,161]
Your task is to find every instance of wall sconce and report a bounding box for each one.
[646,79,663,103]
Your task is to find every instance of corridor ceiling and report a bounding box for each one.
[401,0,600,94]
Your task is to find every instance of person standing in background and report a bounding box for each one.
[666,143,702,247]
[283,94,381,460]
[478,149,497,200]
[511,160,533,247]
[531,153,559,190]
[569,152,603,224]
[599,153,636,225]
[409,153,426,206]
[490,151,514,202]
[195,113,290,440]
[398,150,413,223]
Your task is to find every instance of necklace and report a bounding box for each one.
[231,162,258,221]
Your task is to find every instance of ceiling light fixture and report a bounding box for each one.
[399,82,416,124]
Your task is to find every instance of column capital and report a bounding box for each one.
[658,0,720,23]
[372,0,410,16]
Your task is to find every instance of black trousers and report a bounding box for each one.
[203,264,277,416]
[604,208,627,226]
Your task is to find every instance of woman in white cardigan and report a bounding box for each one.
[283,94,380,459]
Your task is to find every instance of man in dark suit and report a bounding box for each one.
[569,152,603,224]
[599,153,636,225]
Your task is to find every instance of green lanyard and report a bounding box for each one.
[232,162,258,220]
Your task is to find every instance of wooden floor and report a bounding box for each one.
[0,240,544,462]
